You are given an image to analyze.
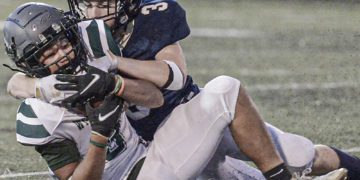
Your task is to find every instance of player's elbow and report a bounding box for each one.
[7,74,22,99]
[161,60,186,91]
[146,90,164,108]
[7,80,14,96]
[7,73,35,99]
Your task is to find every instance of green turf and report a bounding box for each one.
[0,0,359,177]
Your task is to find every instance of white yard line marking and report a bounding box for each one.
[238,69,290,76]
[344,147,360,153]
[196,69,291,76]
[0,171,49,178]
[247,81,358,91]
[190,28,263,38]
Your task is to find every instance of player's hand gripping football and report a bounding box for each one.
[54,66,117,108]
[86,95,124,138]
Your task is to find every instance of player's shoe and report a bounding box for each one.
[312,168,348,180]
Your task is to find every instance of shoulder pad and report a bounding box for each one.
[123,0,190,59]
[137,0,190,42]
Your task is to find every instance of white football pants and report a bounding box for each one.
[138,75,315,180]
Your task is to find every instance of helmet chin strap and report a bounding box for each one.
[2,64,27,74]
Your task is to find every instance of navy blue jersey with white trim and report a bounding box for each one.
[121,0,200,140]
[123,0,189,60]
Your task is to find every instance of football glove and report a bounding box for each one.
[55,66,116,108]
[35,74,76,105]
[86,95,124,138]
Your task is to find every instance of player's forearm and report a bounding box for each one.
[7,73,36,99]
[118,57,171,88]
[114,43,187,89]
[71,135,107,180]
[121,78,164,108]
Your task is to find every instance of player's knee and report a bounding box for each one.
[203,76,241,120]
[311,144,340,175]
[276,133,315,175]
[204,75,241,95]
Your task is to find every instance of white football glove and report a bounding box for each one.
[35,75,76,105]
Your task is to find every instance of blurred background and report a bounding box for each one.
[0,0,359,179]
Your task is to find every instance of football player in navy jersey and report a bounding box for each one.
[66,0,295,178]
[62,0,359,179]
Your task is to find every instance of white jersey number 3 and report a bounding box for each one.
[141,2,168,15]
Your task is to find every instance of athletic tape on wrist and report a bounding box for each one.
[162,60,184,90]
[112,75,123,95]
[34,78,48,102]
[90,139,107,149]
[109,56,119,70]
[116,78,126,97]
[34,79,42,99]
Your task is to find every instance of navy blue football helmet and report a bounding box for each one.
[67,0,141,29]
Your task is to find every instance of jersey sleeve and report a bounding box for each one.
[78,20,121,71]
[16,98,69,145]
[16,100,52,145]
[35,139,81,171]
[78,20,121,58]
[123,0,190,59]
[16,99,81,171]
